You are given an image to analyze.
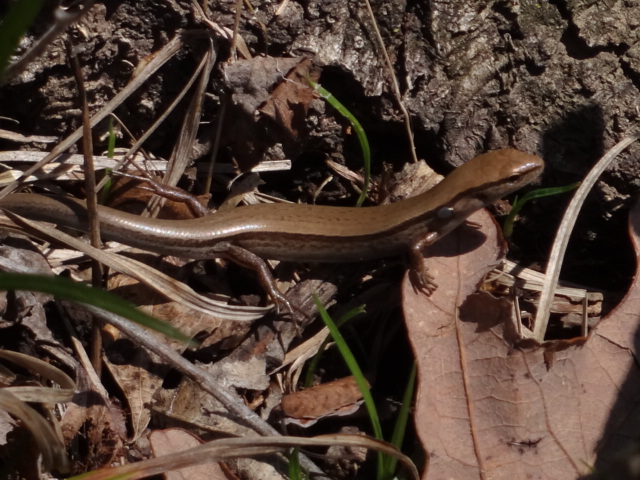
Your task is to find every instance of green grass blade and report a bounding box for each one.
[107,116,117,158]
[288,448,308,480]
[303,304,366,388]
[312,295,385,479]
[98,117,116,204]
[384,363,416,476]
[0,273,193,343]
[503,182,580,238]
[309,79,371,207]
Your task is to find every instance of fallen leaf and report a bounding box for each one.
[102,271,251,441]
[405,202,640,479]
[258,57,320,137]
[223,57,307,117]
[281,376,365,427]
[149,428,227,480]
[221,56,320,169]
[61,391,125,470]
[152,376,263,439]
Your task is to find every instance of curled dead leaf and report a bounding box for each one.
[281,376,366,427]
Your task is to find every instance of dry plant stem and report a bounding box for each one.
[0,151,169,179]
[83,304,325,477]
[66,48,101,261]
[0,389,69,472]
[95,50,209,191]
[68,335,109,398]
[0,31,202,199]
[0,0,96,86]
[0,350,75,389]
[190,1,252,59]
[147,43,215,217]
[275,0,291,16]
[68,43,104,374]
[85,434,418,480]
[532,134,639,341]
[200,0,211,16]
[230,0,243,59]
[68,53,101,255]
[363,0,418,164]
[164,43,214,187]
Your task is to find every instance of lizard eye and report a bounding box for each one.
[437,206,454,219]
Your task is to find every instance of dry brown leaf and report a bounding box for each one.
[101,271,245,442]
[222,56,319,169]
[258,57,320,137]
[102,342,168,442]
[61,391,125,470]
[100,279,173,441]
[106,271,249,348]
[149,428,227,480]
[405,202,640,479]
[224,57,306,116]
[0,408,17,444]
[281,376,365,427]
[205,353,270,391]
[151,375,265,439]
[0,243,56,329]
[100,271,256,442]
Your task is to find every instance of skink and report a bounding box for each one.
[0,149,543,308]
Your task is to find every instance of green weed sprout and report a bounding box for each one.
[308,79,371,207]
